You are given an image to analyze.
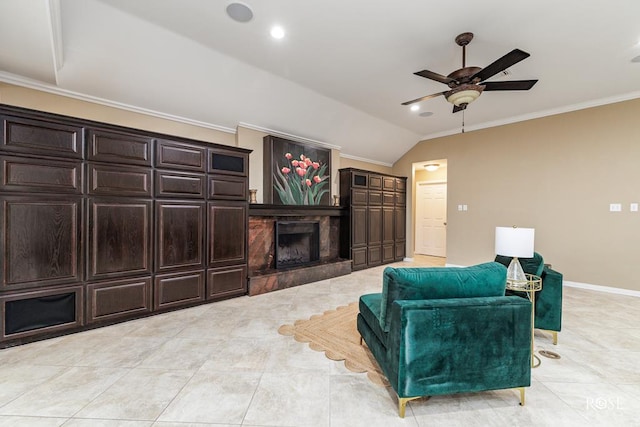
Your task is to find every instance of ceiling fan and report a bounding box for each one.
[402,32,538,113]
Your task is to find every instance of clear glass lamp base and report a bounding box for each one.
[506,257,527,283]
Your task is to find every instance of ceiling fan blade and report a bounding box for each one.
[481,80,538,91]
[453,104,466,113]
[401,91,446,106]
[471,49,531,82]
[414,69,455,85]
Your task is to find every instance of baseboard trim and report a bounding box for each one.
[403,257,414,262]
[564,280,640,298]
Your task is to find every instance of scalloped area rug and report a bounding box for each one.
[278,302,389,386]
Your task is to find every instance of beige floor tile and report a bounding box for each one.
[74,368,194,420]
[156,371,260,424]
[0,416,67,427]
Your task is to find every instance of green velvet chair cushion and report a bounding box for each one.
[379,262,507,331]
[359,293,388,348]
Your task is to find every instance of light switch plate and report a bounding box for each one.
[631,203,638,212]
[610,203,622,212]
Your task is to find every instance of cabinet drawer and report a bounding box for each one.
[88,163,152,197]
[154,270,205,310]
[351,248,367,270]
[209,148,248,176]
[351,189,368,206]
[156,139,206,172]
[207,265,247,300]
[369,174,382,190]
[1,155,82,194]
[395,192,406,206]
[0,114,83,159]
[383,177,396,191]
[87,129,152,166]
[382,191,395,206]
[395,178,406,192]
[1,285,84,340]
[86,277,152,323]
[368,191,382,206]
[156,170,206,198]
[208,175,247,200]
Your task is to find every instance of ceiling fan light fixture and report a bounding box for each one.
[445,84,484,106]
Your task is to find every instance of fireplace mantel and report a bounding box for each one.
[249,204,345,217]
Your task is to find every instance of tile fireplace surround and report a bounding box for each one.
[247,205,351,296]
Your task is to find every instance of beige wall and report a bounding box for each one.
[393,98,640,292]
[0,82,383,205]
[339,156,393,175]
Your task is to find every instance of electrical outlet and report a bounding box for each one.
[462,204,468,211]
[631,203,638,212]
[610,203,622,212]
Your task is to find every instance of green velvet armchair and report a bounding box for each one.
[357,262,532,417]
[495,252,563,344]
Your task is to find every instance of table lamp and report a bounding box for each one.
[495,226,535,283]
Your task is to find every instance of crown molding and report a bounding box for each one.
[420,91,640,141]
[339,152,393,168]
[0,72,236,134]
[238,122,341,150]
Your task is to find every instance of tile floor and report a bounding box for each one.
[1,256,639,426]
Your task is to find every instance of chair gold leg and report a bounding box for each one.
[398,396,421,418]
[519,387,526,406]
[552,331,558,345]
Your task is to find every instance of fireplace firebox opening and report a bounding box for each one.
[275,221,320,269]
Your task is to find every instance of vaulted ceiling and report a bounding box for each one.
[1,0,639,165]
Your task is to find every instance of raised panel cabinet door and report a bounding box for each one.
[368,206,382,245]
[208,202,247,267]
[156,201,205,271]
[351,206,367,247]
[351,247,367,270]
[395,242,406,260]
[88,198,152,280]
[368,191,382,206]
[86,277,152,324]
[207,265,247,300]
[87,129,152,166]
[368,246,382,266]
[395,207,406,241]
[351,189,368,206]
[383,207,395,244]
[1,197,82,289]
[88,163,152,197]
[1,156,82,194]
[382,244,395,263]
[155,139,206,172]
[0,114,83,159]
[395,178,407,192]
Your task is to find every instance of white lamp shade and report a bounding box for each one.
[495,227,535,258]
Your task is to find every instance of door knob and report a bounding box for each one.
[444,222,447,226]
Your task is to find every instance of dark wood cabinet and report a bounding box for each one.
[0,104,250,347]
[340,168,407,270]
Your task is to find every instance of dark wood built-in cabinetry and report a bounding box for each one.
[0,104,250,346]
[339,168,406,270]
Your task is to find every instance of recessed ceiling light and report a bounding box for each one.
[410,105,420,112]
[270,25,285,39]
[419,111,434,117]
[226,2,253,23]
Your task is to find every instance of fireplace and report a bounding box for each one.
[275,221,320,269]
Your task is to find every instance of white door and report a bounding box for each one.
[415,182,447,257]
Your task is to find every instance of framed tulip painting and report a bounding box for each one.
[263,135,331,205]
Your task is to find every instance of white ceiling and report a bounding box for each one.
[1,0,639,165]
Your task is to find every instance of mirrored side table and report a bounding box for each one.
[506,274,542,368]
